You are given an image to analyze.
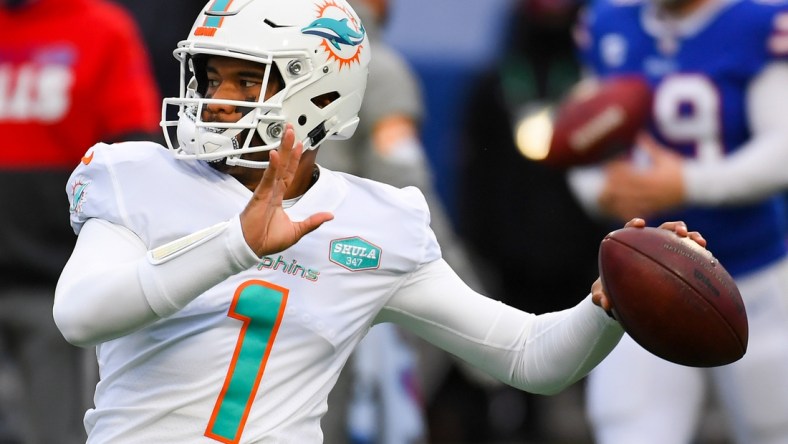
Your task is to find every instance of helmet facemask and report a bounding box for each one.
[162,50,294,169]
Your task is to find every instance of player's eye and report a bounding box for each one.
[241,79,260,88]
[205,78,221,91]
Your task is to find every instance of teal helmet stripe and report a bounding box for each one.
[204,0,233,28]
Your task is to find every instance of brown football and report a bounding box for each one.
[598,227,748,367]
[545,75,652,168]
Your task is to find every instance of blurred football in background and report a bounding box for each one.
[540,75,652,168]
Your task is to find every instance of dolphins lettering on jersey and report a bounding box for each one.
[329,237,381,271]
[193,0,234,37]
[257,255,320,282]
[69,177,90,214]
[302,0,366,70]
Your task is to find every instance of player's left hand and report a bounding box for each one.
[240,123,334,257]
[591,217,707,314]
[599,133,686,222]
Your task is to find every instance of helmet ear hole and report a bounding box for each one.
[298,115,308,125]
[190,55,210,97]
[311,91,340,109]
[268,62,286,95]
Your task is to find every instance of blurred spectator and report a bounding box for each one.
[453,0,609,441]
[318,0,489,442]
[110,0,206,101]
[0,0,160,442]
[458,0,604,314]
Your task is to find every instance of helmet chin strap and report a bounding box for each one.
[224,151,272,169]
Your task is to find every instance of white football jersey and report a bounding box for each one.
[66,141,441,443]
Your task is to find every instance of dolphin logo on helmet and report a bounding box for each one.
[301,17,366,50]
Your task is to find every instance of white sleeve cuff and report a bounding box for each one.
[139,215,260,317]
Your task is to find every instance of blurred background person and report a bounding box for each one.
[318,0,490,442]
[458,0,603,318]
[568,0,788,443]
[110,0,206,102]
[0,0,160,442]
[450,0,609,442]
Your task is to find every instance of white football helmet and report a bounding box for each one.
[161,0,371,168]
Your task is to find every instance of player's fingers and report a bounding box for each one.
[688,231,707,248]
[591,278,614,314]
[658,222,708,249]
[276,124,295,180]
[658,220,688,236]
[277,125,306,193]
[253,124,296,203]
[623,217,646,228]
[284,141,304,187]
[294,212,335,238]
[254,148,280,202]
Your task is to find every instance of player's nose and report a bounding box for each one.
[204,86,244,120]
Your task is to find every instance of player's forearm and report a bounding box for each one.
[683,131,788,205]
[518,296,624,394]
[378,260,623,395]
[54,216,260,346]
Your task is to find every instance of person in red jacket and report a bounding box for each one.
[0,0,160,442]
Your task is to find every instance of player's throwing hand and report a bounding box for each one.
[591,217,706,313]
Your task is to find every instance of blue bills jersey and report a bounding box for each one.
[579,0,788,277]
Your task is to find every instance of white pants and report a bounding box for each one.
[586,257,788,444]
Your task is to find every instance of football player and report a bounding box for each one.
[53,0,703,442]
[569,0,788,442]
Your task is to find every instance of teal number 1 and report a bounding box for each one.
[205,280,289,443]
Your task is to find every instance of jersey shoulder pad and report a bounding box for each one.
[344,173,430,218]
[334,172,442,265]
[66,141,170,234]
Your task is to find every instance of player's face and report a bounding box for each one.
[202,56,280,123]
[201,56,282,171]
